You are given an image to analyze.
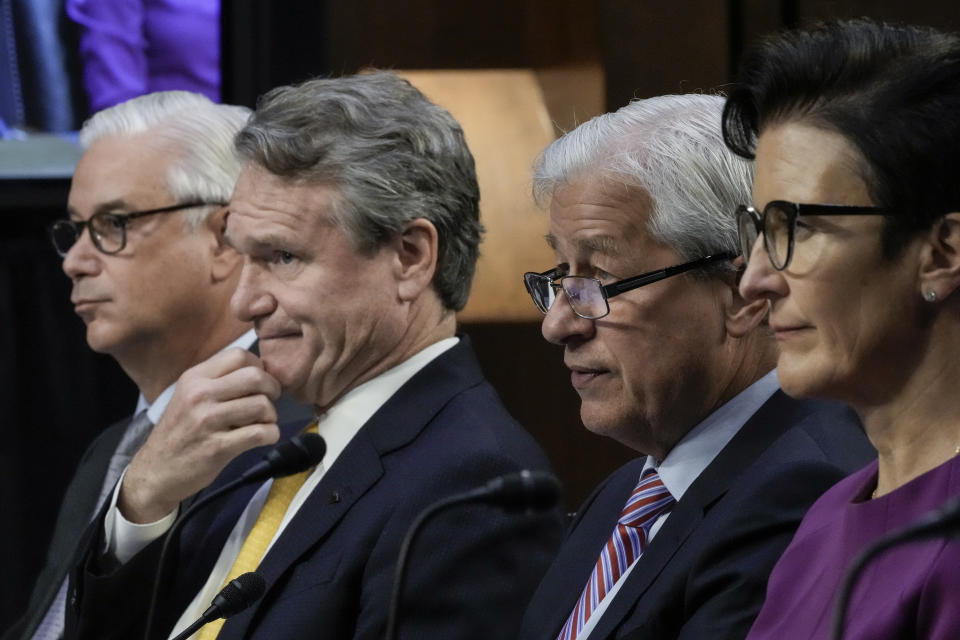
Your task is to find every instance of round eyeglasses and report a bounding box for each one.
[49,201,226,257]
[736,201,893,270]
[523,252,736,320]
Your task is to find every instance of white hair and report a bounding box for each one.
[534,94,753,267]
[79,91,251,228]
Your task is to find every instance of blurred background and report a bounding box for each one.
[3,0,960,630]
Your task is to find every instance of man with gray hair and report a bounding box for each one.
[5,91,310,640]
[68,71,560,640]
[517,94,873,640]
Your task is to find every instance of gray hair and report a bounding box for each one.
[533,94,753,271]
[235,71,482,311]
[79,91,251,228]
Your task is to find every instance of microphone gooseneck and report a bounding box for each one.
[384,470,561,640]
[169,572,266,640]
[143,432,326,640]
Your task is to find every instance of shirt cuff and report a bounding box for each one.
[103,466,178,565]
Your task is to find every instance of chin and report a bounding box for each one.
[776,356,832,399]
[83,325,124,356]
[580,405,624,439]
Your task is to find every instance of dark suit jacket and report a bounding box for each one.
[67,337,563,639]
[519,391,875,640]
[5,343,312,640]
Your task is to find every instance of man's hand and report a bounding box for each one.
[119,348,282,523]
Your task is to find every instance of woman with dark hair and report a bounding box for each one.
[723,18,960,640]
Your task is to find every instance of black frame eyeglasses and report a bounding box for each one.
[736,201,894,271]
[523,252,736,320]
[49,201,226,257]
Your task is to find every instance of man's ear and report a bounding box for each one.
[918,212,960,302]
[393,218,439,301]
[722,272,768,338]
[206,206,242,282]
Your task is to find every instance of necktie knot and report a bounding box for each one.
[555,468,675,640]
[617,469,674,530]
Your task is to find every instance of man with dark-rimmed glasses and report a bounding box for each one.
[518,94,873,640]
[5,91,315,640]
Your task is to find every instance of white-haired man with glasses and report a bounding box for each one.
[518,94,874,640]
[4,91,311,640]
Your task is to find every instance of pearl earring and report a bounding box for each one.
[923,289,938,302]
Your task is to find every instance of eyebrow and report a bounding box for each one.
[66,199,136,220]
[545,233,621,256]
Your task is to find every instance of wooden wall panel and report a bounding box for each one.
[600,0,731,108]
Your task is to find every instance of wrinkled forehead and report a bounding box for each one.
[545,176,654,259]
[68,133,177,218]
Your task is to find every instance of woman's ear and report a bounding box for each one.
[918,213,960,302]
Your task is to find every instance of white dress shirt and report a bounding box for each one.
[163,337,459,638]
[576,369,780,640]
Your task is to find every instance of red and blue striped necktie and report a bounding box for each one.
[556,468,675,640]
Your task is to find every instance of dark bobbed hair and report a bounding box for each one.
[235,71,482,311]
[722,18,960,256]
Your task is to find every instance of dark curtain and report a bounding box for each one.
[0,186,136,630]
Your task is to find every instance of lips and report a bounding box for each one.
[71,298,109,315]
[256,329,301,341]
[567,364,609,389]
[769,322,812,339]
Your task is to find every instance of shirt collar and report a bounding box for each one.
[643,369,779,501]
[134,328,259,424]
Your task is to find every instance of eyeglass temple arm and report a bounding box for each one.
[601,252,737,297]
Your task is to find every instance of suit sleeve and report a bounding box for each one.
[64,506,165,640]
[671,459,854,640]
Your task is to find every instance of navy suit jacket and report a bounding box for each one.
[519,391,874,640]
[5,342,311,640]
[67,338,563,639]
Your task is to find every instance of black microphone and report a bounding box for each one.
[238,431,328,483]
[143,432,326,640]
[830,494,960,640]
[169,572,266,640]
[384,470,561,640]
[477,469,564,511]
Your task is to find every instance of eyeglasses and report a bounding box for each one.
[736,201,893,270]
[523,252,736,320]
[49,201,225,257]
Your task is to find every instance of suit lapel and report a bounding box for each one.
[588,391,799,639]
[220,338,484,636]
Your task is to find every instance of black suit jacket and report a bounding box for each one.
[67,337,563,639]
[519,391,874,640]
[5,342,312,640]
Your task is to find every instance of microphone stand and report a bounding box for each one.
[384,470,560,640]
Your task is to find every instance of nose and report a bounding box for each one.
[231,258,277,322]
[61,227,101,281]
[541,290,596,346]
[738,237,788,304]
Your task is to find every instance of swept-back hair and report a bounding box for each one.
[80,91,250,228]
[235,71,482,311]
[534,93,753,271]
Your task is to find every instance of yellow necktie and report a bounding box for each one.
[194,422,320,639]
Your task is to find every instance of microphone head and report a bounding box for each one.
[265,432,327,477]
[484,470,562,512]
[211,572,266,618]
